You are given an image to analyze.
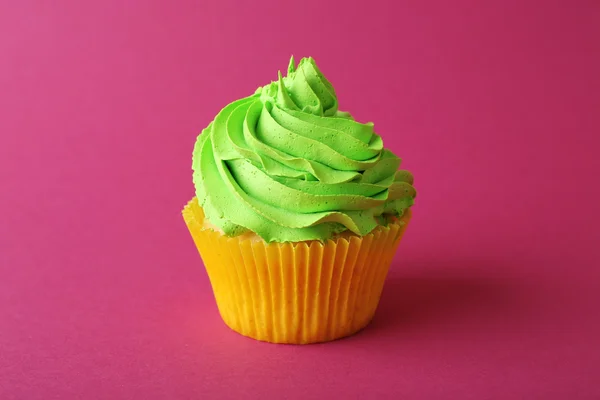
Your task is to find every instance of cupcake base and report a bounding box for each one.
[183,197,411,344]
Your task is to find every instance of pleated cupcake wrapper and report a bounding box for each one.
[183,197,411,344]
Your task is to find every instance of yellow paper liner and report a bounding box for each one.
[182,197,412,344]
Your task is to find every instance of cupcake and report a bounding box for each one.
[183,56,416,344]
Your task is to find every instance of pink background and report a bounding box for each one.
[2,1,599,398]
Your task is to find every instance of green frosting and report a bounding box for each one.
[192,56,416,242]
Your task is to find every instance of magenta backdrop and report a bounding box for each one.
[1,1,599,399]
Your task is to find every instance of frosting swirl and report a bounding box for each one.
[192,57,416,242]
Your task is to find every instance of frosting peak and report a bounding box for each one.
[192,57,416,242]
[258,56,338,117]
